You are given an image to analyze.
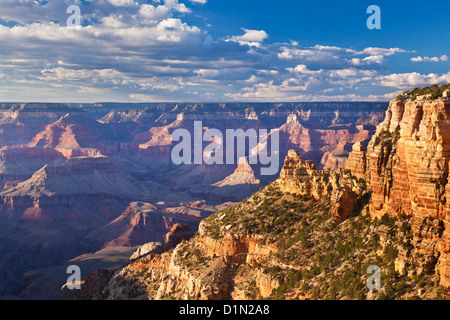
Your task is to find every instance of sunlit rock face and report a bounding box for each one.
[346,96,450,289]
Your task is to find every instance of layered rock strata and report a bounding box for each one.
[277,149,332,198]
[277,149,359,226]
[345,96,450,289]
[330,186,358,224]
[345,141,366,179]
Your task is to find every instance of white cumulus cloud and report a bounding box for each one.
[109,0,136,7]
[228,28,268,47]
[411,55,448,62]
[376,72,450,88]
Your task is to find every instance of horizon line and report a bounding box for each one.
[0,100,391,104]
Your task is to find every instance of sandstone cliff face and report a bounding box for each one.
[129,242,163,261]
[101,217,278,300]
[345,141,366,179]
[277,149,332,198]
[196,220,276,265]
[277,149,360,226]
[346,97,450,289]
[330,186,358,224]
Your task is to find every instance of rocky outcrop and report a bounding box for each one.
[164,224,194,249]
[277,149,363,228]
[197,221,276,264]
[345,141,366,179]
[345,96,450,289]
[330,186,358,224]
[277,150,333,198]
[130,242,163,261]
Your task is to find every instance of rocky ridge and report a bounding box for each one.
[93,167,445,299]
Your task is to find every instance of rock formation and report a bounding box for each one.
[26,113,106,159]
[0,101,387,298]
[330,186,358,224]
[345,95,450,289]
[87,202,199,248]
[211,158,261,199]
[130,242,163,261]
[277,149,333,198]
[164,224,194,249]
[277,149,359,226]
[345,141,366,179]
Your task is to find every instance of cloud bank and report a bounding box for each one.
[0,0,447,102]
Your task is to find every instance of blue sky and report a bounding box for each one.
[0,0,448,102]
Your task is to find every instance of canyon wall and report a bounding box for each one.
[346,96,450,288]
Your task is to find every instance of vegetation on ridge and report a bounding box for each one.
[107,180,446,300]
[396,83,450,101]
[200,183,445,300]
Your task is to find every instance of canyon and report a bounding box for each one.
[0,101,385,298]
[88,88,450,300]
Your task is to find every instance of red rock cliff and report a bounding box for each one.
[346,96,450,288]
